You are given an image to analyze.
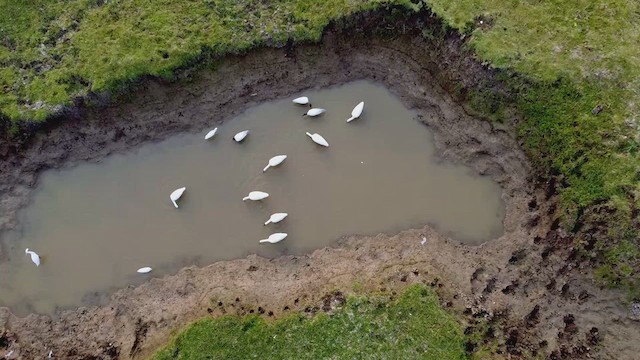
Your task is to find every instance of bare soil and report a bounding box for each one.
[0,10,637,360]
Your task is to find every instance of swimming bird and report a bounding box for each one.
[263,155,287,172]
[305,108,325,117]
[347,101,364,122]
[233,130,249,142]
[243,191,269,201]
[305,132,329,147]
[259,233,288,244]
[293,96,309,105]
[264,212,288,225]
[170,187,186,208]
[204,127,218,140]
[25,248,40,267]
[137,267,152,274]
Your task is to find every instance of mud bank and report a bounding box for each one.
[0,9,637,359]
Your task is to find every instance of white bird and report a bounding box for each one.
[292,96,309,105]
[170,187,186,208]
[25,248,40,267]
[48,350,53,358]
[233,130,249,142]
[243,191,269,201]
[347,101,364,122]
[264,213,288,225]
[305,108,325,117]
[204,127,218,140]
[305,132,329,147]
[137,267,152,274]
[259,233,288,244]
[263,155,287,172]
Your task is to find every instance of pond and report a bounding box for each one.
[0,81,504,314]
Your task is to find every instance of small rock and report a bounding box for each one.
[591,104,604,115]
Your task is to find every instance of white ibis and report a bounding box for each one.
[25,248,40,267]
[243,191,269,201]
[305,132,329,147]
[293,96,309,105]
[305,108,325,117]
[259,233,288,244]
[233,130,249,142]
[137,267,152,274]
[264,213,288,225]
[170,187,186,208]
[204,127,218,140]
[263,155,287,172]
[347,101,364,122]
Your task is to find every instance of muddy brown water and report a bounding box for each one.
[0,81,504,314]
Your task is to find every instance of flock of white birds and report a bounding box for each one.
[24,96,365,275]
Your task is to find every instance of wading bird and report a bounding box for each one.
[204,127,218,140]
[170,187,186,208]
[233,130,249,142]
[243,191,269,201]
[347,101,364,122]
[25,248,40,267]
[259,233,288,244]
[305,108,325,117]
[264,213,288,225]
[292,96,310,105]
[263,155,287,172]
[305,132,329,147]
[137,267,152,274]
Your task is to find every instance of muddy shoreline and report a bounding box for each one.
[0,9,637,359]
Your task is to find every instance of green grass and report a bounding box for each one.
[154,285,467,360]
[0,0,401,122]
[426,0,640,297]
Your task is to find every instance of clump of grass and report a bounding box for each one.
[154,285,467,360]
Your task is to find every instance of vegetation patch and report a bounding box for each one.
[154,285,467,360]
[426,0,640,297]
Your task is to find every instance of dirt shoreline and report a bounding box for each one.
[0,10,637,359]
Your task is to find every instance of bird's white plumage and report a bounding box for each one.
[204,127,218,140]
[305,132,329,147]
[264,212,288,225]
[306,108,326,117]
[263,155,287,172]
[347,101,364,122]
[292,96,309,105]
[137,267,152,274]
[243,191,269,201]
[25,248,40,267]
[170,187,186,208]
[233,130,249,142]
[259,233,288,244]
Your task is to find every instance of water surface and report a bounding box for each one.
[0,81,504,314]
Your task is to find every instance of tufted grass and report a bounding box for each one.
[153,285,467,360]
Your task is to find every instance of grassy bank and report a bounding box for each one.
[1,0,638,295]
[428,0,640,297]
[154,285,467,359]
